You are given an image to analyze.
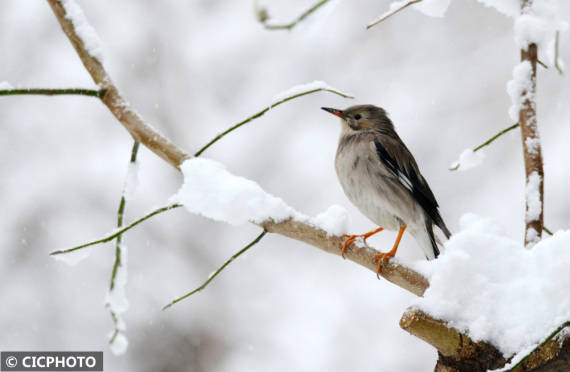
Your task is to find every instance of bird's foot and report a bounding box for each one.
[373,251,396,278]
[341,227,384,258]
[372,224,407,278]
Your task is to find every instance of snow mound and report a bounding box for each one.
[412,214,570,357]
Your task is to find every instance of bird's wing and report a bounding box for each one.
[373,136,451,238]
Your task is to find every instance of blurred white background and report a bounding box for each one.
[1,1,568,371]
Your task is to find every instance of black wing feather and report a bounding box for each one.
[374,138,451,240]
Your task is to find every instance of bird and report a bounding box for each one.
[321,104,451,274]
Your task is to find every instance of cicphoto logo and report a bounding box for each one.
[0,352,102,371]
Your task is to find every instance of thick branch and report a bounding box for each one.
[519,2,544,246]
[261,219,429,296]
[47,0,429,298]
[400,309,506,371]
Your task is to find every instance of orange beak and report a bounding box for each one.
[321,107,345,118]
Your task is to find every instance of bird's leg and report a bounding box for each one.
[373,225,407,277]
[341,227,384,258]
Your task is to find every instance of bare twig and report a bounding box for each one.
[260,0,331,31]
[0,88,104,97]
[163,230,267,310]
[450,123,519,171]
[50,204,183,256]
[194,87,353,157]
[367,0,423,29]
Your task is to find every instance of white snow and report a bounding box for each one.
[524,136,540,155]
[171,158,296,225]
[109,332,128,355]
[525,171,542,223]
[52,246,92,265]
[514,1,567,52]
[270,80,351,106]
[506,61,533,123]
[61,0,105,63]
[122,162,139,201]
[411,213,570,357]
[309,205,348,237]
[0,81,13,90]
[414,0,451,17]
[171,158,348,236]
[476,0,519,17]
[526,227,539,246]
[449,148,485,171]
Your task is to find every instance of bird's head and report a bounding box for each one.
[321,104,394,133]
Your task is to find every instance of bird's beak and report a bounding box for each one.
[321,107,345,119]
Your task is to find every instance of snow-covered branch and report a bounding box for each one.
[510,0,545,247]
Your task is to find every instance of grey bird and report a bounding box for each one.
[321,104,451,274]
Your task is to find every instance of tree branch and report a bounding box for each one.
[258,0,331,31]
[449,123,518,171]
[519,1,544,247]
[47,0,189,170]
[400,308,507,371]
[0,88,104,97]
[47,0,429,299]
[162,230,267,310]
[367,0,423,29]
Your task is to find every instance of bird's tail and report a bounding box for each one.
[425,219,440,259]
[425,216,452,260]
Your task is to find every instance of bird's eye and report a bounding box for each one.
[354,114,362,120]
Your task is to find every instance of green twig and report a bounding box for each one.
[367,0,423,29]
[0,88,105,97]
[543,226,553,236]
[110,141,139,291]
[506,321,569,371]
[162,230,267,310]
[50,203,183,255]
[554,31,563,75]
[194,86,353,157]
[450,123,519,171]
[261,0,330,30]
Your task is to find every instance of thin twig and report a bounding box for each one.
[108,141,139,346]
[554,31,563,75]
[543,226,553,236]
[110,141,139,291]
[194,87,353,157]
[367,0,423,29]
[0,88,104,97]
[506,321,569,371]
[163,230,267,310]
[450,123,519,171]
[50,204,182,255]
[261,0,330,30]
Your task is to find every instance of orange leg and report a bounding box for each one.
[341,226,384,258]
[373,225,407,277]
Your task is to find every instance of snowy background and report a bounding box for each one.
[1,0,569,371]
